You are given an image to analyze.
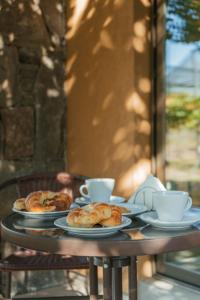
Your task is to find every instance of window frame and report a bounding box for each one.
[152,0,200,287]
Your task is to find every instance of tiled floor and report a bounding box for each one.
[1,270,130,299]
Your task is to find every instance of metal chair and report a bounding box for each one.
[0,172,98,299]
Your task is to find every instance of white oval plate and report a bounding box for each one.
[138,209,200,230]
[114,203,147,217]
[54,216,132,235]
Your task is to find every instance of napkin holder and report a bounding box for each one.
[128,174,166,210]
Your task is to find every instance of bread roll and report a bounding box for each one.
[13,198,26,210]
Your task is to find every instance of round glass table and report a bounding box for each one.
[2,210,200,300]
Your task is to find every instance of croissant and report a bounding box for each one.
[25,191,72,212]
[99,205,122,227]
[66,208,102,228]
[66,202,122,228]
[83,202,112,220]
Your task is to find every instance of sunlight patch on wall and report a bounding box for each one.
[67,0,90,39]
[64,75,76,94]
[56,3,63,13]
[132,37,144,53]
[42,56,54,70]
[51,34,60,47]
[118,159,150,193]
[103,16,113,28]
[92,117,100,126]
[8,33,15,43]
[114,0,125,9]
[0,34,4,55]
[125,92,146,116]
[133,21,146,38]
[112,142,134,161]
[102,93,114,110]
[92,42,101,55]
[100,29,114,49]
[31,0,42,15]
[138,120,151,135]
[138,78,151,93]
[66,53,77,73]
[0,79,13,105]
[113,127,128,144]
[18,2,25,12]
[113,124,135,144]
[140,0,151,7]
[86,7,95,20]
[47,89,60,98]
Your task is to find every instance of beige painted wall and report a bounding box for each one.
[65,0,152,199]
[65,0,153,279]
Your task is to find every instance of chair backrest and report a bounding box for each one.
[14,172,88,199]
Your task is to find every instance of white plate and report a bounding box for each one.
[115,203,147,217]
[12,202,79,220]
[75,195,125,206]
[54,216,132,236]
[138,209,200,230]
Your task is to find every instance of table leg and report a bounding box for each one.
[128,256,137,300]
[103,258,112,300]
[89,257,99,300]
[112,266,122,300]
[94,256,133,300]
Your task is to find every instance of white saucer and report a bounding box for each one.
[75,195,125,206]
[138,209,200,230]
[54,216,132,237]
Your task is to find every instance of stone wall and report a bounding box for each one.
[0,0,67,182]
[0,1,69,296]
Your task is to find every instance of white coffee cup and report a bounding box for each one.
[79,178,115,203]
[152,191,192,222]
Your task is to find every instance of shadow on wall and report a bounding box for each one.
[65,0,152,197]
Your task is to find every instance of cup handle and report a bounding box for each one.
[185,196,192,210]
[79,185,90,198]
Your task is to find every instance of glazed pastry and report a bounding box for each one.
[66,202,124,228]
[25,191,72,212]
